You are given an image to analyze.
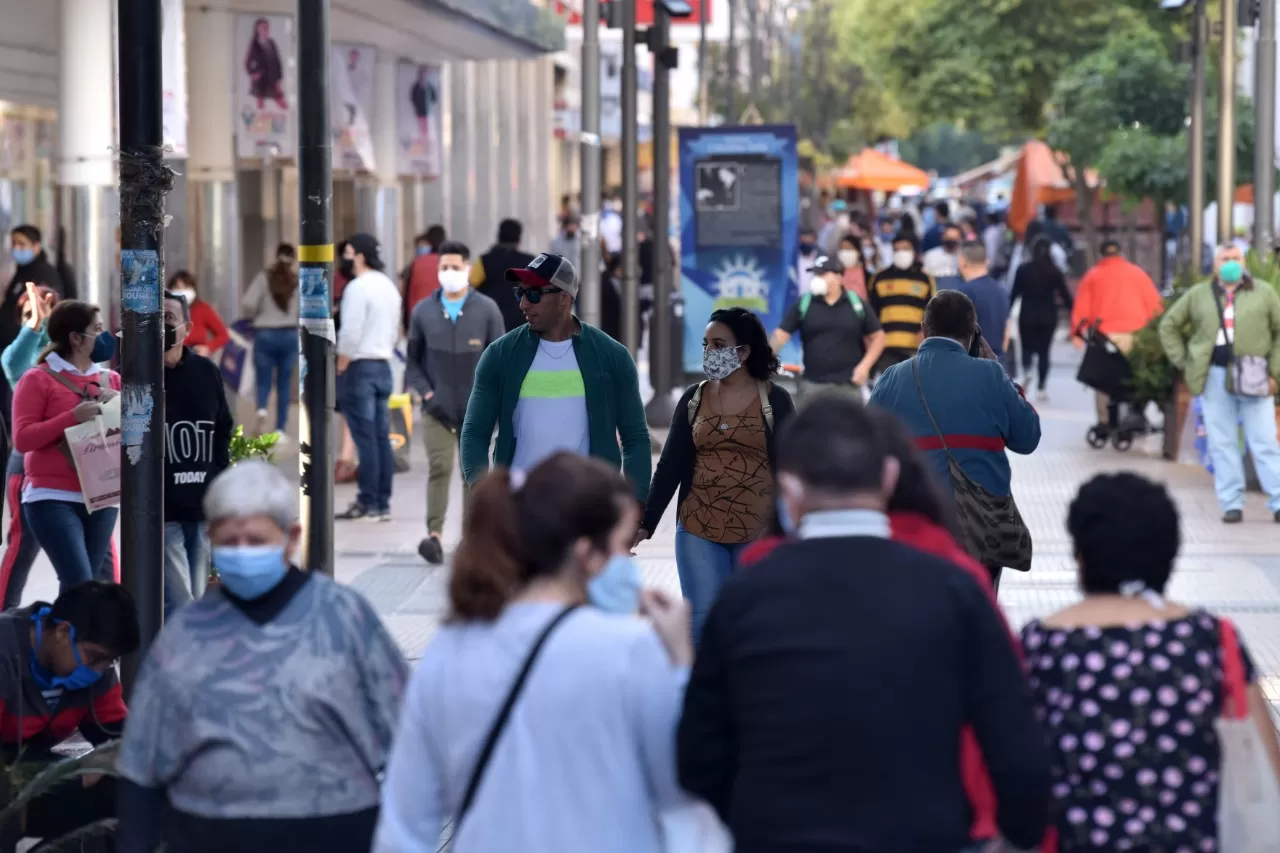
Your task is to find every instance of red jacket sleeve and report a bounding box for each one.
[194,301,230,351]
[12,370,79,453]
[80,679,128,745]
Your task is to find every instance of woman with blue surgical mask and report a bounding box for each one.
[374,452,694,853]
[116,460,409,853]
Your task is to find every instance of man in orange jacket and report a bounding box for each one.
[1070,240,1163,428]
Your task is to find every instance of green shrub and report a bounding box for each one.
[229,426,279,464]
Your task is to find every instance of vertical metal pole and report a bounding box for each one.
[297,0,335,576]
[646,7,676,426]
[580,0,603,325]
[727,0,737,122]
[1190,0,1207,274]
[698,0,708,123]
[117,0,170,693]
[747,0,759,108]
[622,0,640,356]
[1218,0,1238,246]
[1255,0,1276,256]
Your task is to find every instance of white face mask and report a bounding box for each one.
[892,250,914,270]
[439,268,469,294]
[862,245,877,261]
[808,276,829,296]
[838,249,858,267]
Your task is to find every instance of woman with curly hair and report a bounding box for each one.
[636,307,795,644]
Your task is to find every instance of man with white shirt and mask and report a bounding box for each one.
[336,233,402,522]
[404,241,504,563]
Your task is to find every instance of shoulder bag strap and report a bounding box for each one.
[687,381,707,426]
[41,366,92,399]
[455,604,580,826]
[1219,618,1250,721]
[1212,284,1235,361]
[757,382,774,432]
[909,357,956,466]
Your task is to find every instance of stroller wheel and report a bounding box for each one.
[1086,426,1108,449]
[1112,432,1134,452]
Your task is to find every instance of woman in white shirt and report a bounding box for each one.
[374,452,693,853]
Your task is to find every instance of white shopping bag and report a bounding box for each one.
[62,394,122,512]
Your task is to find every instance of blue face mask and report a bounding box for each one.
[28,608,104,692]
[1219,260,1245,284]
[587,554,642,615]
[12,248,34,266]
[90,330,116,363]
[416,246,431,256]
[213,545,289,600]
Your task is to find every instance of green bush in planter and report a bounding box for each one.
[229,426,279,465]
[0,740,120,850]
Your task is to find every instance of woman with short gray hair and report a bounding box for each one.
[116,460,409,853]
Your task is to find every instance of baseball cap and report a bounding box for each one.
[505,253,580,299]
[808,254,845,276]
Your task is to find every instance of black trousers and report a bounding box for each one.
[1018,321,1056,390]
[21,776,116,852]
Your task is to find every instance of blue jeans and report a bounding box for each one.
[674,523,748,646]
[23,500,118,592]
[163,521,209,618]
[338,359,394,512]
[253,327,298,431]
[1201,366,1280,513]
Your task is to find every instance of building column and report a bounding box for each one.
[185,5,242,323]
[449,62,478,248]
[58,0,118,319]
[358,52,402,274]
[473,63,496,254]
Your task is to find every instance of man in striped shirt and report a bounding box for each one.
[868,231,936,375]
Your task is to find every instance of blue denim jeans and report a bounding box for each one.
[674,523,748,646]
[338,359,394,512]
[23,500,118,592]
[1201,365,1280,514]
[253,327,298,431]
[163,521,209,618]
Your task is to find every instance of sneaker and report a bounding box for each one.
[1223,509,1244,524]
[418,535,444,565]
[374,510,392,523]
[336,502,371,521]
[273,433,291,449]
[255,409,270,435]
[1036,390,1049,403]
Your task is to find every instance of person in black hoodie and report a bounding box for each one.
[470,218,535,332]
[161,291,233,618]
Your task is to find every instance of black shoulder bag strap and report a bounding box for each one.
[909,357,956,468]
[455,604,580,827]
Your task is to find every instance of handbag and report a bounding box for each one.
[910,359,1033,572]
[1215,619,1280,852]
[1213,286,1273,397]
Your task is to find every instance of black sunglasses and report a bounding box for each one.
[513,285,562,305]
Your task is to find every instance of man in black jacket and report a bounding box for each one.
[161,290,234,616]
[676,396,1051,852]
[470,218,535,332]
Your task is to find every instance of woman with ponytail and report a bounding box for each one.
[374,452,694,853]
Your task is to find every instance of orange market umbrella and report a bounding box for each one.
[1008,140,1101,236]
[836,148,929,193]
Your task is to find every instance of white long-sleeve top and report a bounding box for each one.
[337,269,401,361]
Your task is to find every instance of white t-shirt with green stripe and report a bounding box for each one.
[511,339,590,472]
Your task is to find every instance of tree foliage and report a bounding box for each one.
[897,124,1002,177]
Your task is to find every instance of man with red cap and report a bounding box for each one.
[459,253,651,504]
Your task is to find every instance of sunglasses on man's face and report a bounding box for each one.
[514,285,562,305]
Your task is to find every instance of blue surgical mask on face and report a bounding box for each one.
[90,330,116,363]
[213,545,289,600]
[28,608,104,691]
[12,248,34,266]
[416,246,431,256]
[1219,260,1245,284]
[587,554,642,615]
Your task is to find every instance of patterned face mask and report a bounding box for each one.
[702,345,743,381]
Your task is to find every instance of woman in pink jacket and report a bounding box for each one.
[12,301,121,590]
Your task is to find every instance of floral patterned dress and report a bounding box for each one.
[1020,610,1257,852]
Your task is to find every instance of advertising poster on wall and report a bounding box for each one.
[234,14,294,158]
[330,44,376,171]
[162,0,187,157]
[678,125,800,372]
[396,61,442,178]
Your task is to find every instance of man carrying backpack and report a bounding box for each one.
[772,254,885,402]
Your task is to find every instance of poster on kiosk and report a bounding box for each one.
[678,125,801,373]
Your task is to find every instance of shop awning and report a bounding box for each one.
[1008,140,1100,236]
[836,148,930,192]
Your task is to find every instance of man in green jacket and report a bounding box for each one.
[459,253,652,502]
[1159,244,1280,523]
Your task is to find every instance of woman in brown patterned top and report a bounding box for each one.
[638,307,794,644]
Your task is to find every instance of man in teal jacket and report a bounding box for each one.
[459,253,652,502]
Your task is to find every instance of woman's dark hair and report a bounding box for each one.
[1029,235,1055,268]
[11,224,41,245]
[838,232,858,249]
[37,300,99,365]
[167,269,196,293]
[450,452,633,621]
[42,581,141,657]
[708,307,779,381]
[1068,473,1180,595]
[267,245,297,312]
[867,408,957,534]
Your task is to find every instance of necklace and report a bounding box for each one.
[540,339,573,359]
[711,382,752,430]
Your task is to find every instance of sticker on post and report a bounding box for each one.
[121,387,155,467]
[299,266,331,320]
[121,250,161,313]
[300,317,335,344]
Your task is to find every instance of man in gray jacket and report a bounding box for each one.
[405,240,505,563]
